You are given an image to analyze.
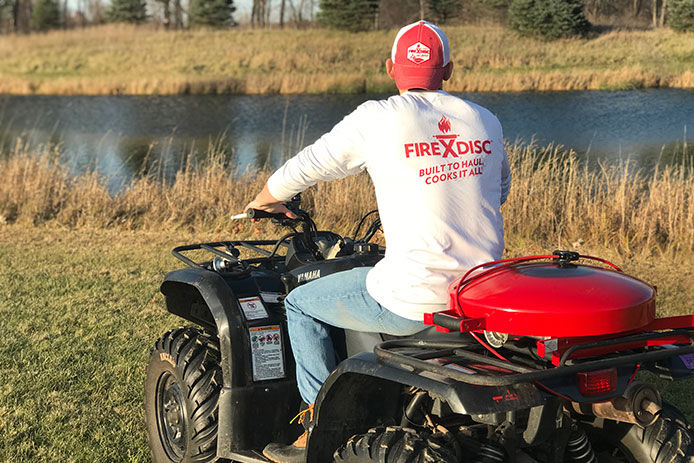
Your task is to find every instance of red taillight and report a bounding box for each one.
[576,368,618,397]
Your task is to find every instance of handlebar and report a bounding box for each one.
[229,198,380,264]
[232,204,324,261]
[246,209,291,221]
[230,209,292,221]
[174,202,381,272]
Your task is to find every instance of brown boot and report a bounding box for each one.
[262,403,314,463]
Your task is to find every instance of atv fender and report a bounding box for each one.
[306,352,546,463]
[160,267,301,457]
[160,268,239,380]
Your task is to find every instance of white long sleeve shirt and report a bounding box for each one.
[268,90,511,320]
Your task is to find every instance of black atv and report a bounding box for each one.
[144,198,694,463]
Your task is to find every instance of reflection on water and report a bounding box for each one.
[0,90,692,191]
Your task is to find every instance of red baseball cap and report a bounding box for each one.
[391,20,450,91]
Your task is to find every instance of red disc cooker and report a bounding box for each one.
[447,254,656,338]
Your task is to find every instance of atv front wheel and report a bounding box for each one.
[333,426,458,463]
[145,327,222,463]
[593,404,694,463]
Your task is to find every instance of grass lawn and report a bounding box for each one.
[0,225,692,461]
[0,227,184,461]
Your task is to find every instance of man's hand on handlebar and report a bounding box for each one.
[243,183,298,221]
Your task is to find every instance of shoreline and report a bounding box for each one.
[1,24,693,96]
[1,69,693,96]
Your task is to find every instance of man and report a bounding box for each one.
[245,20,511,463]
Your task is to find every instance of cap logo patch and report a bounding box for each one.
[407,42,430,64]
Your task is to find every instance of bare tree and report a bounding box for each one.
[12,0,19,31]
[12,0,31,33]
[156,0,171,27]
[252,0,268,26]
[173,0,183,28]
[585,0,605,18]
[279,0,284,26]
[288,0,306,23]
[633,0,643,17]
[86,0,105,23]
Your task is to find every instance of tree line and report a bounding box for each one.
[1,0,693,35]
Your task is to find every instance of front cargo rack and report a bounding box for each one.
[171,239,291,269]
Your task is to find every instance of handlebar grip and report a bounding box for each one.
[431,312,463,332]
[246,209,290,220]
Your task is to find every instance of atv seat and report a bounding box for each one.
[384,326,464,342]
[344,326,463,358]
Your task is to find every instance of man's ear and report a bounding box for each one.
[443,61,454,81]
[386,58,396,81]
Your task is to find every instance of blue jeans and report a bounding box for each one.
[284,267,426,404]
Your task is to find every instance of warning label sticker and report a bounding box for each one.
[239,296,269,320]
[249,325,285,381]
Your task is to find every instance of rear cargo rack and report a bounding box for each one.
[374,330,694,387]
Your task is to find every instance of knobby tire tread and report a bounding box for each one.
[333,426,457,463]
[642,409,693,463]
[591,403,694,463]
[150,326,222,463]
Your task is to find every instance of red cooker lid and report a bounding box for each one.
[451,262,656,337]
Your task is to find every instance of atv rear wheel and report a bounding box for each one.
[333,426,458,463]
[593,404,694,463]
[145,327,222,463]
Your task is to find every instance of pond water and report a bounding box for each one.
[1,89,692,190]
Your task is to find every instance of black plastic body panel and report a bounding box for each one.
[647,351,694,380]
[160,266,301,456]
[285,251,383,290]
[305,352,546,463]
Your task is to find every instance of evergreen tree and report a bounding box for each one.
[509,0,590,40]
[318,0,379,32]
[30,0,60,30]
[427,0,463,24]
[669,0,694,31]
[107,0,147,23]
[189,0,236,27]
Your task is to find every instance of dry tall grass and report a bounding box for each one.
[2,141,692,256]
[503,145,694,255]
[0,24,693,95]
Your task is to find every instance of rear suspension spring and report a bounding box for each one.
[476,442,506,462]
[566,424,598,463]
